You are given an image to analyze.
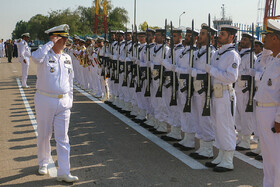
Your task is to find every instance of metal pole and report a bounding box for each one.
[134,0,136,28]
[179,11,185,27]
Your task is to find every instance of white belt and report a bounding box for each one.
[222,84,233,90]
[37,90,68,99]
[256,102,280,107]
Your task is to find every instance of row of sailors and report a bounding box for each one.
[64,24,265,173]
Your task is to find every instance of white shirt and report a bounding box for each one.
[31,41,74,95]
[254,53,280,122]
[209,43,240,85]
[162,43,184,70]
[18,40,31,62]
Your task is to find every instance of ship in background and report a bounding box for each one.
[213,4,232,31]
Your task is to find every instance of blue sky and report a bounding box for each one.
[0,0,277,40]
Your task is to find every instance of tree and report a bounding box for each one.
[108,7,129,31]
[139,21,161,31]
[12,4,129,41]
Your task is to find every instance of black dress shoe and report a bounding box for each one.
[161,136,181,141]
[245,151,259,157]
[205,162,218,168]
[213,166,233,172]
[189,152,199,158]
[140,123,151,128]
[255,155,263,161]
[148,127,156,132]
[193,154,213,160]
[236,146,250,151]
[153,131,167,135]
[173,143,183,147]
[180,146,195,151]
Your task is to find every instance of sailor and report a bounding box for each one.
[204,25,240,172]
[18,33,31,88]
[141,28,156,128]
[31,24,78,182]
[161,28,184,141]
[122,30,133,112]
[172,27,199,150]
[245,39,265,160]
[133,31,148,122]
[107,30,117,104]
[235,32,257,151]
[254,19,280,187]
[149,28,170,133]
[188,24,216,159]
[112,31,126,109]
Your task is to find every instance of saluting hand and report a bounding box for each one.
[274,121,280,133]
[50,35,62,44]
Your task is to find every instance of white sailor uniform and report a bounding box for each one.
[31,41,74,176]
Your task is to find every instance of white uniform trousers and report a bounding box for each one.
[235,92,254,136]
[122,73,131,103]
[21,59,30,87]
[151,79,164,121]
[193,93,215,141]
[212,90,236,150]
[178,91,194,133]
[256,106,280,187]
[35,92,72,176]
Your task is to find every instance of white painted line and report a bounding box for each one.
[234,151,263,169]
[74,85,207,170]
[16,78,57,177]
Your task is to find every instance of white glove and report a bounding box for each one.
[204,64,211,73]
[249,68,256,76]
[187,67,193,74]
[171,64,176,71]
[146,61,151,67]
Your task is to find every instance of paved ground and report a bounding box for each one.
[0,57,263,186]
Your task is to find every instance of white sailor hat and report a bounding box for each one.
[45,24,70,38]
[201,23,218,35]
[146,28,155,33]
[125,30,132,34]
[255,39,263,46]
[21,33,30,38]
[220,25,239,35]
[116,30,125,35]
[137,31,146,36]
[73,35,80,40]
[186,27,199,36]
[155,28,166,34]
[241,32,256,39]
[96,37,104,42]
[263,19,280,35]
[166,36,171,40]
[86,36,93,41]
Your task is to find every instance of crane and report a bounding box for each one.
[263,0,280,31]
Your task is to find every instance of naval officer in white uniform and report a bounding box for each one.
[254,19,280,187]
[18,33,31,88]
[31,24,78,183]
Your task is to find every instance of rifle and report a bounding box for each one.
[156,19,167,97]
[130,24,136,88]
[197,14,212,116]
[135,26,142,92]
[241,23,255,112]
[144,25,151,97]
[169,21,177,106]
[114,31,121,84]
[180,19,195,113]
[107,29,111,78]
[122,29,128,87]
[101,32,107,77]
